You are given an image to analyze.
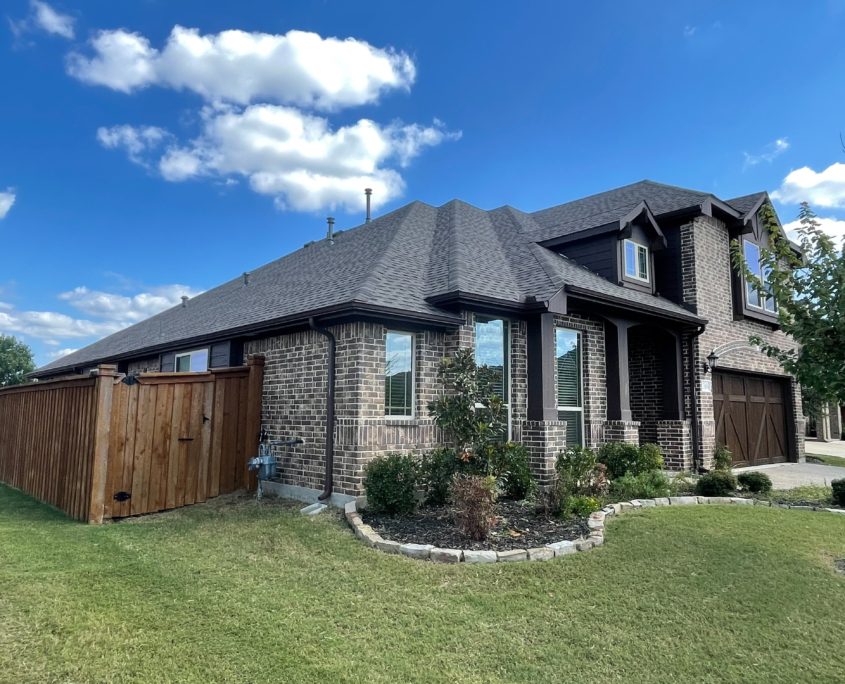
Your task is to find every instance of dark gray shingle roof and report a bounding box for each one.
[38,179,754,376]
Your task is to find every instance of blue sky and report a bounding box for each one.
[3,0,845,365]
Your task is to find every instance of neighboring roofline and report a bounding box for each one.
[31,301,464,378]
[564,285,707,325]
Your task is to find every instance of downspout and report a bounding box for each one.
[309,317,336,501]
[689,325,705,473]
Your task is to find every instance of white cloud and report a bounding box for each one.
[67,26,415,110]
[772,162,845,208]
[0,283,203,345]
[783,215,845,244]
[31,1,75,39]
[743,137,789,169]
[683,25,697,38]
[0,189,15,219]
[100,106,460,212]
[96,125,169,166]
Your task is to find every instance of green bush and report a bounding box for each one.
[737,471,773,494]
[556,445,606,497]
[561,495,601,519]
[713,445,733,471]
[451,474,497,540]
[420,448,464,505]
[364,453,418,514]
[695,471,737,497]
[832,479,845,507]
[597,442,664,479]
[488,442,534,500]
[610,470,672,500]
[670,472,697,495]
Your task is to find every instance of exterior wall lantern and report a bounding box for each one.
[703,351,719,374]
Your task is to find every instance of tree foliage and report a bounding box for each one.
[731,201,845,406]
[426,348,505,458]
[0,335,35,387]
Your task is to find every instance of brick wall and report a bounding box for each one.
[628,325,663,444]
[681,215,804,467]
[126,356,160,375]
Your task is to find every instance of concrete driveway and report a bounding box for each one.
[734,461,844,489]
[804,439,845,459]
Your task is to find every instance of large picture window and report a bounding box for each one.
[385,331,414,417]
[175,348,209,372]
[556,327,583,446]
[744,240,778,314]
[474,316,510,440]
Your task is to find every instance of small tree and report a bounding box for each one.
[731,201,845,405]
[0,335,35,387]
[427,348,505,459]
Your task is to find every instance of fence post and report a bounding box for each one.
[88,364,118,524]
[244,354,265,491]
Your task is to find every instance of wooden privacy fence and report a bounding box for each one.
[0,356,264,523]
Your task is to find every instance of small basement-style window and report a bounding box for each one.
[385,331,414,417]
[175,348,209,372]
[555,327,584,447]
[743,240,778,314]
[624,239,649,282]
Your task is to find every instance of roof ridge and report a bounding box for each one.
[498,206,565,292]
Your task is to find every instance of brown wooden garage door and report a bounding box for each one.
[712,371,789,467]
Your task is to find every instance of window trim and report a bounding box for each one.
[174,348,209,373]
[384,330,415,419]
[623,239,650,283]
[555,326,585,447]
[473,315,512,441]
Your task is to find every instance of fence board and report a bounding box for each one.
[0,357,264,522]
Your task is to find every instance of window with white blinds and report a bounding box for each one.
[555,327,583,446]
[385,331,414,417]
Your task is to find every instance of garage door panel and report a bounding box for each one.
[713,371,789,467]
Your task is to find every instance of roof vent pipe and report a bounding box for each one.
[326,216,335,243]
[181,295,189,308]
[243,271,250,286]
[365,188,372,223]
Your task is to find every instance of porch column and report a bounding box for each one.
[605,318,633,421]
[526,312,557,421]
[524,312,565,486]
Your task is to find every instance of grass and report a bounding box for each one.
[1,485,845,683]
[806,452,845,468]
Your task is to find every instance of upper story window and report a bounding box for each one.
[556,327,584,447]
[385,331,414,417]
[624,239,649,282]
[175,348,209,372]
[743,240,778,314]
[474,316,510,440]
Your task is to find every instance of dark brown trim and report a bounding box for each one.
[564,285,706,325]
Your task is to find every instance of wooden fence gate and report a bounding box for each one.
[0,356,264,522]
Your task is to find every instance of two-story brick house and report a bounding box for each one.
[33,180,804,504]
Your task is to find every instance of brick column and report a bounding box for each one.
[603,420,640,445]
[522,420,566,487]
[656,419,692,470]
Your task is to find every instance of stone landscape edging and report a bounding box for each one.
[344,496,845,564]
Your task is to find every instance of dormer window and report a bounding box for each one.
[743,239,777,314]
[624,239,649,282]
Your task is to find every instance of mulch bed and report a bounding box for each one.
[362,499,590,551]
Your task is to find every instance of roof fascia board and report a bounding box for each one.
[564,285,706,325]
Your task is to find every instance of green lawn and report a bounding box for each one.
[1,485,844,683]
[806,452,845,467]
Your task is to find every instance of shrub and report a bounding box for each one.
[832,479,845,507]
[420,448,464,505]
[363,453,418,514]
[561,495,601,519]
[597,442,664,479]
[488,442,534,500]
[713,445,733,472]
[556,445,607,497]
[610,470,672,500]
[451,474,497,540]
[737,471,773,494]
[694,471,737,497]
[670,472,697,495]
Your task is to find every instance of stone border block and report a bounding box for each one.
[498,549,528,562]
[527,547,555,561]
[431,548,462,564]
[464,550,497,563]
